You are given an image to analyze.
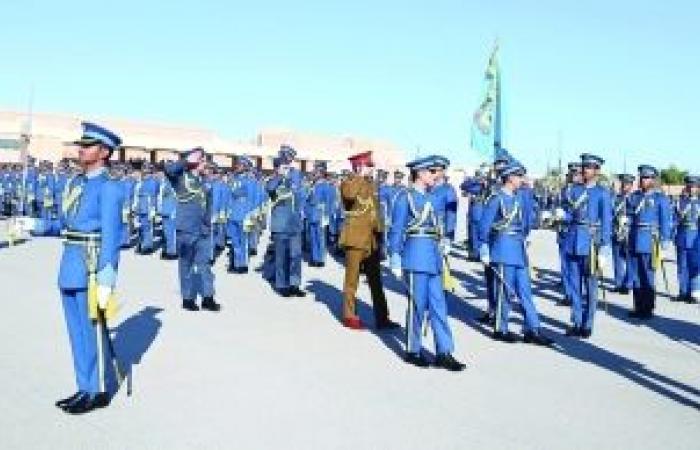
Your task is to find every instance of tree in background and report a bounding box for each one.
[660,165,687,185]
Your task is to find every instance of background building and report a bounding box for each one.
[0,110,407,173]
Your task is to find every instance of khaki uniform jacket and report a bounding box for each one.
[339,174,383,252]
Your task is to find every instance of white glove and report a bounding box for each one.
[597,246,612,273]
[97,285,112,310]
[440,238,450,255]
[554,207,565,221]
[619,216,629,227]
[540,210,552,222]
[479,244,490,265]
[661,241,674,261]
[390,253,402,278]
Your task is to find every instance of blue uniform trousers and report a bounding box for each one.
[558,240,573,300]
[630,253,656,313]
[161,217,177,256]
[676,247,698,298]
[176,231,215,300]
[228,222,249,269]
[248,227,259,255]
[60,289,113,395]
[308,222,326,265]
[613,241,633,290]
[485,263,497,315]
[492,263,541,333]
[272,232,302,289]
[566,254,599,331]
[468,221,480,257]
[406,271,454,355]
[214,223,226,249]
[137,215,154,252]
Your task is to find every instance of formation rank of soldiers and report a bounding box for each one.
[1,122,698,415]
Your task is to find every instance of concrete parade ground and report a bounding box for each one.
[0,228,698,450]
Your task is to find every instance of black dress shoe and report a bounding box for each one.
[404,353,430,368]
[182,300,199,311]
[279,288,292,297]
[671,295,685,302]
[565,326,582,337]
[376,319,401,330]
[434,354,466,372]
[249,249,258,256]
[55,391,83,409]
[201,297,221,312]
[476,313,494,324]
[618,288,630,295]
[580,329,592,339]
[237,267,249,274]
[289,286,307,297]
[523,331,554,346]
[65,392,110,415]
[493,331,519,343]
[686,296,699,304]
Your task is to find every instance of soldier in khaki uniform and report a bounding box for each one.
[339,151,400,331]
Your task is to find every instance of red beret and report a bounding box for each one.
[348,151,374,169]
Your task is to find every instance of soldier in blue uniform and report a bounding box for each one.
[55,122,125,414]
[672,175,699,303]
[389,155,465,370]
[627,165,673,318]
[22,158,38,217]
[209,166,229,255]
[461,171,487,261]
[477,154,511,325]
[157,169,178,259]
[327,172,345,254]
[266,147,306,297]
[133,163,159,254]
[555,162,583,306]
[611,174,635,294]
[34,161,56,234]
[164,148,221,312]
[52,161,70,235]
[479,160,554,345]
[226,156,255,273]
[305,161,332,267]
[555,154,612,338]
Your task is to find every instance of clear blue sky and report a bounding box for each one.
[2,0,698,175]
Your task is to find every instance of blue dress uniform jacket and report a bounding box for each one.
[164,160,215,300]
[389,187,455,355]
[478,188,542,333]
[58,168,124,396]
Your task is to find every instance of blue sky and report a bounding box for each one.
[1,0,698,174]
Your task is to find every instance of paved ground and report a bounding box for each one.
[0,224,699,450]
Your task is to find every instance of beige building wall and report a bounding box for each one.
[0,110,407,172]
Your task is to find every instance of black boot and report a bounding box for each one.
[182,299,199,311]
[404,352,430,368]
[289,286,307,297]
[376,318,401,330]
[565,326,582,337]
[201,297,221,312]
[65,392,110,415]
[55,391,83,409]
[493,331,519,343]
[476,313,494,324]
[434,354,466,372]
[580,328,592,339]
[523,330,554,346]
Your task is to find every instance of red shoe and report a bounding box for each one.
[343,317,364,330]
